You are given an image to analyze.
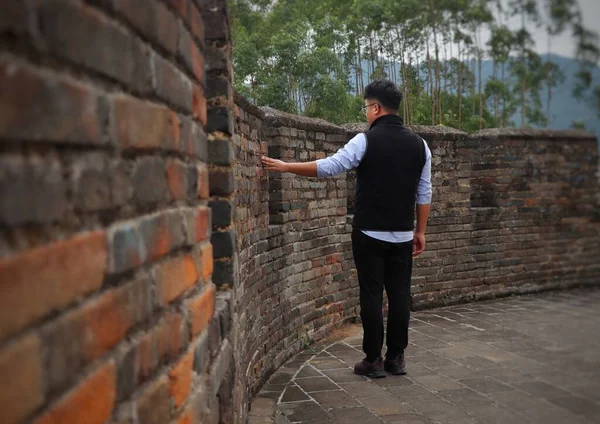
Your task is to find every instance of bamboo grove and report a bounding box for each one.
[231,0,600,132]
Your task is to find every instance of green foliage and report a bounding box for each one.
[231,0,600,132]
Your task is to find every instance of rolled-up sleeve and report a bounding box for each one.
[316,133,366,177]
[416,139,433,204]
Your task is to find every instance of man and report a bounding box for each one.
[261,80,432,378]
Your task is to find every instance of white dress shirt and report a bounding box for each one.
[316,133,432,243]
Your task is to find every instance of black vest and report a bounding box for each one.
[352,114,426,231]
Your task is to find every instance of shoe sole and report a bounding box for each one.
[354,369,387,378]
[384,365,407,375]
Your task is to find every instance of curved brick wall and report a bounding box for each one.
[232,101,360,411]
[0,1,234,424]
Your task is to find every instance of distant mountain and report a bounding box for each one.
[350,54,600,139]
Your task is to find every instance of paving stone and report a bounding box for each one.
[310,357,346,370]
[321,368,367,383]
[280,385,310,402]
[514,381,573,400]
[295,364,322,378]
[412,375,463,391]
[360,392,415,416]
[295,377,339,393]
[339,381,387,399]
[278,402,331,422]
[327,343,356,353]
[268,369,295,385]
[459,377,514,394]
[379,413,431,424]
[437,388,491,407]
[250,397,276,417]
[331,407,382,424]
[464,403,526,424]
[311,390,360,408]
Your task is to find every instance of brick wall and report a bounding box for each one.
[0,1,233,423]
[1,2,599,423]
[344,124,600,308]
[230,103,361,416]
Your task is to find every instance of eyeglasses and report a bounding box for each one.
[361,103,378,113]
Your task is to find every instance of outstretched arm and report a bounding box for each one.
[261,157,318,177]
[261,133,366,178]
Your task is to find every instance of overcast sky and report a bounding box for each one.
[487,0,600,58]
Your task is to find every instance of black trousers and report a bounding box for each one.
[351,228,413,362]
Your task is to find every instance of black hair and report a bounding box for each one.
[364,80,403,111]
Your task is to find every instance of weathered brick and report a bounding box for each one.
[0,231,107,341]
[197,0,229,42]
[208,138,234,165]
[156,255,199,305]
[0,334,44,424]
[194,206,210,244]
[207,106,233,134]
[0,153,67,226]
[212,258,234,287]
[178,23,204,84]
[116,346,136,403]
[153,52,193,113]
[181,117,205,159]
[193,84,207,126]
[209,168,234,196]
[38,0,152,93]
[189,4,205,48]
[157,312,186,363]
[211,230,235,259]
[108,221,146,274]
[110,159,134,206]
[166,0,189,20]
[0,59,107,144]
[70,152,111,212]
[166,158,189,201]
[168,349,194,409]
[136,376,170,424]
[113,95,180,151]
[186,284,215,337]
[193,332,209,373]
[200,242,214,281]
[42,275,151,392]
[36,362,116,424]
[140,210,187,263]
[133,156,168,208]
[209,199,233,229]
[114,0,178,55]
[198,164,210,198]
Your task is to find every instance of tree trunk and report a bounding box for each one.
[427,42,435,124]
[458,46,463,130]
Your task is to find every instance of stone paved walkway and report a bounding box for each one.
[248,287,600,424]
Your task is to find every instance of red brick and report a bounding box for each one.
[153,52,193,113]
[192,84,207,126]
[0,231,107,341]
[0,59,105,144]
[168,350,194,409]
[38,0,151,94]
[194,206,210,243]
[113,95,180,151]
[0,334,44,424]
[200,242,213,281]
[189,5,205,48]
[187,284,215,337]
[166,0,189,20]
[135,332,156,385]
[114,0,178,55]
[197,164,209,199]
[156,255,199,304]
[192,40,204,84]
[167,159,188,201]
[157,312,185,363]
[136,377,170,424]
[43,275,151,391]
[35,362,116,424]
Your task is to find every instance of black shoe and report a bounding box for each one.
[354,357,386,378]
[384,354,407,375]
